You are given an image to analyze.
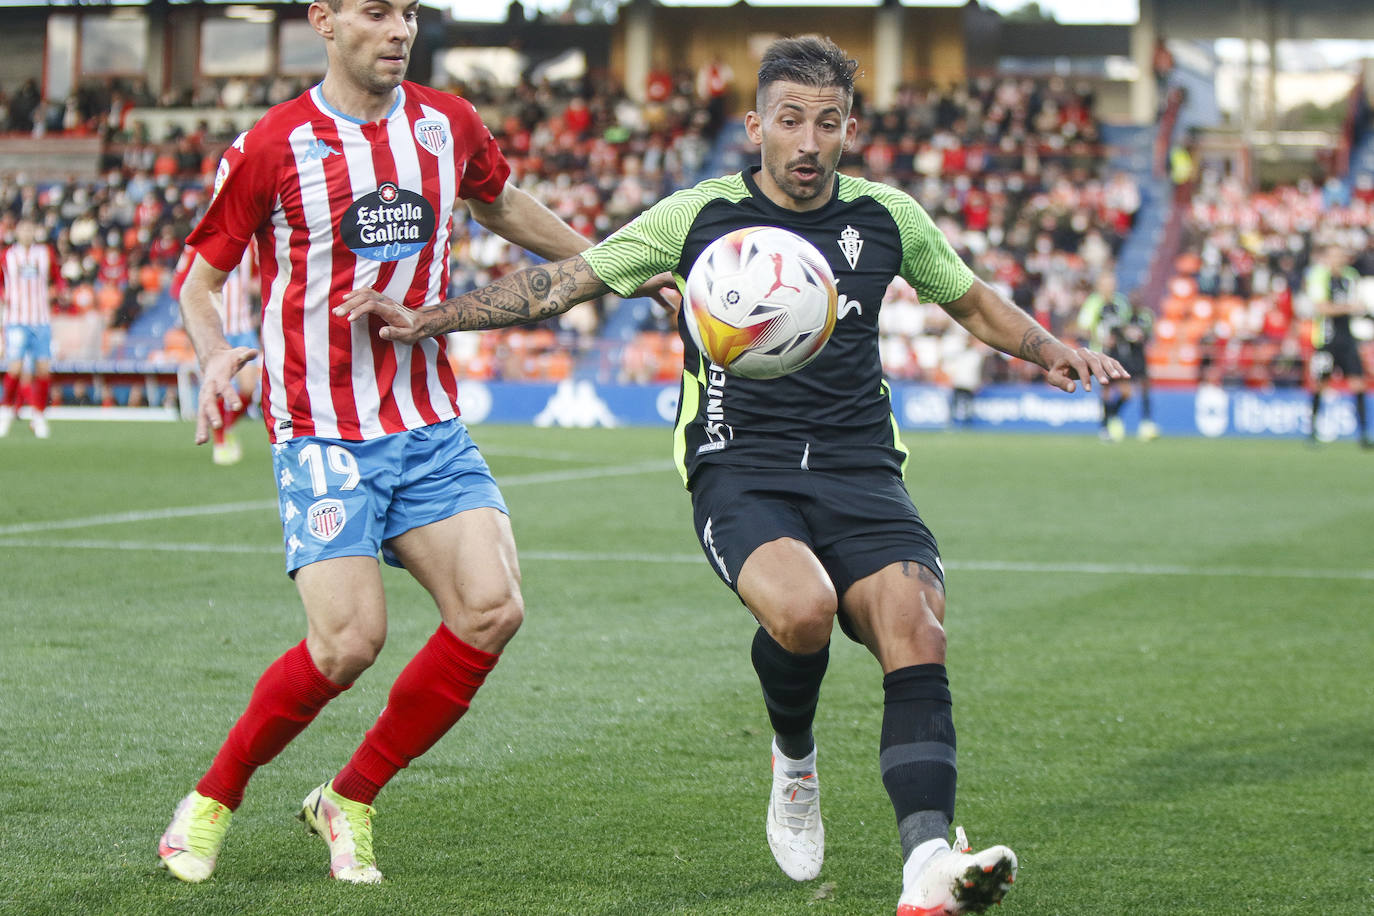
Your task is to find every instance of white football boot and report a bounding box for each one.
[896,826,1017,915]
[765,739,824,881]
[0,405,14,437]
[299,781,383,884]
[30,413,50,439]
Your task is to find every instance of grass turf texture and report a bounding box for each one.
[1,421,1371,915]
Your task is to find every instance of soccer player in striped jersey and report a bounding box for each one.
[171,245,260,464]
[0,218,61,439]
[342,36,1126,915]
[157,0,626,885]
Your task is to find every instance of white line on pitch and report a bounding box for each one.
[0,461,671,537]
[500,460,669,486]
[0,500,277,536]
[0,537,1370,582]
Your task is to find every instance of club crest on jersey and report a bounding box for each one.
[341,181,436,262]
[414,118,450,155]
[307,498,346,542]
[837,225,863,270]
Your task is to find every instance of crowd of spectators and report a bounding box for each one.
[4,71,1147,395]
[1158,171,1374,388]
[0,167,209,369]
[0,74,320,140]
[867,78,1139,386]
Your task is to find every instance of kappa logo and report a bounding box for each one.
[837,225,863,270]
[533,379,618,428]
[299,138,341,163]
[307,498,347,542]
[414,118,450,155]
[282,501,300,523]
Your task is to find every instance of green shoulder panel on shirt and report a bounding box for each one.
[583,174,751,297]
[836,174,976,304]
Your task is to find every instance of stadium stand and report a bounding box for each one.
[0,72,1144,400]
[7,51,1370,407]
[1156,176,1374,388]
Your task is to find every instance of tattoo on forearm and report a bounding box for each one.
[425,256,609,333]
[1017,327,1055,367]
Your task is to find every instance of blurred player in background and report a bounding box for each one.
[1077,272,1156,441]
[0,218,61,439]
[1304,245,1369,447]
[339,35,1126,915]
[157,0,609,886]
[171,246,259,465]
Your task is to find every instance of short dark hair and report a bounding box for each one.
[756,36,858,111]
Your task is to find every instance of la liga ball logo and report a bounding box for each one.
[341,182,436,262]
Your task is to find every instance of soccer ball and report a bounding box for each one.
[683,226,838,379]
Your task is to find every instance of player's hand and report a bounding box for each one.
[633,272,679,314]
[334,288,425,344]
[194,346,259,445]
[1045,346,1128,394]
[653,285,682,317]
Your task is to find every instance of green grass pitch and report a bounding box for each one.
[0,420,1370,914]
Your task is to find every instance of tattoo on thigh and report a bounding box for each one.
[901,560,945,595]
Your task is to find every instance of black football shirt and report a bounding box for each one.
[584,167,976,484]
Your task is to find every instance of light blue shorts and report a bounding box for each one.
[271,418,508,576]
[4,325,52,365]
[225,330,259,351]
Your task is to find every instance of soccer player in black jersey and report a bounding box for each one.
[1077,272,1157,441]
[1305,246,1370,447]
[340,35,1126,914]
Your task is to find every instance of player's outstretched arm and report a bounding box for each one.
[943,278,1127,393]
[337,254,612,344]
[467,184,593,264]
[180,254,260,445]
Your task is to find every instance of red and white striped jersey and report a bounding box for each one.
[186,81,511,442]
[1,243,59,327]
[172,244,258,337]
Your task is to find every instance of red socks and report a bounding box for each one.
[2,375,52,413]
[31,376,49,414]
[197,641,347,810]
[212,398,246,445]
[194,627,496,810]
[332,625,499,805]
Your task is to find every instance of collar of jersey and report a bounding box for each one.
[310,82,405,127]
[743,166,840,220]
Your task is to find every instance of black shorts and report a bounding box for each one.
[1122,344,1149,378]
[1314,338,1366,380]
[1108,343,1147,377]
[689,464,943,640]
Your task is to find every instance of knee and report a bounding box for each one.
[870,589,947,666]
[309,623,386,685]
[765,588,837,654]
[457,590,525,651]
